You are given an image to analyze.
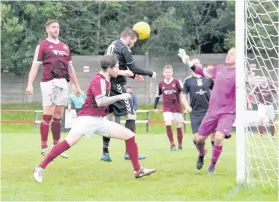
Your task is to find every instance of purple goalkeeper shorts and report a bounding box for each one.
[198,112,236,138]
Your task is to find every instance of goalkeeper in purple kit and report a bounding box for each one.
[178,47,236,174]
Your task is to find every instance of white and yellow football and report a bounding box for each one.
[133,21,151,40]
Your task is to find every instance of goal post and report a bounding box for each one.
[235,0,279,188]
[235,0,246,185]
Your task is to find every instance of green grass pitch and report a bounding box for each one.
[1,103,278,201]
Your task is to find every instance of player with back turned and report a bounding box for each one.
[178,47,236,174]
[101,27,157,162]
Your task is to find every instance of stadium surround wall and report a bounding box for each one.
[1,54,275,105]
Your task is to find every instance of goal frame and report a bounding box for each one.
[235,0,246,185]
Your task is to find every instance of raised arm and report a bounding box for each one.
[117,70,134,77]
[122,47,156,78]
[177,48,217,79]
[190,65,217,79]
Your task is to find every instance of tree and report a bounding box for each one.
[1,1,237,74]
[1,1,65,75]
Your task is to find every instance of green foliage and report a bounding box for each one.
[1,1,65,75]
[224,31,235,49]
[1,1,236,74]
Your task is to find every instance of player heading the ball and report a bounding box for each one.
[101,26,156,162]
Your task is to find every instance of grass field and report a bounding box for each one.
[1,103,278,201]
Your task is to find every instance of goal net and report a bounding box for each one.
[236,0,278,188]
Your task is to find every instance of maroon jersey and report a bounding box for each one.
[79,72,111,117]
[252,83,276,105]
[33,39,72,82]
[156,77,183,113]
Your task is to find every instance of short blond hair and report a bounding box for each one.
[163,64,173,71]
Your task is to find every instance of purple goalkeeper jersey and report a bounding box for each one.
[195,65,236,115]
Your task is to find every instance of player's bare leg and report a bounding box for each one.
[101,113,114,162]
[193,133,197,146]
[258,119,265,138]
[195,135,208,169]
[124,113,146,160]
[104,120,155,178]
[34,132,83,183]
[165,118,175,151]
[208,131,225,174]
[40,105,55,156]
[52,105,68,158]
[268,119,275,138]
[175,122,183,150]
[210,133,215,147]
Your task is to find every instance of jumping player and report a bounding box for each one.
[101,28,156,162]
[180,59,214,147]
[178,47,236,174]
[26,20,82,158]
[153,65,184,151]
[248,78,277,138]
[33,55,156,183]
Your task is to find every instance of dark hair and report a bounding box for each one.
[100,55,118,70]
[120,28,138,39]
[126,86,132,89]
[45,20,59,27]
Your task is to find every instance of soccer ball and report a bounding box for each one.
[133,22,151,40]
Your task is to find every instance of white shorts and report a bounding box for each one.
[68,116,108,137]
[163,112,184,123]
[40,78,68,107]
[258,104,275,120]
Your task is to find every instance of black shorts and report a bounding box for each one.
[190,112,206,134]
[109,83,134,116]
[75,108,82,115]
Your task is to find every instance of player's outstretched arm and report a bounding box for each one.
[127,61,155,78]
[118,70,134,77]
[178,48,216,79]
[122,47,155,78]
[96,93,130,107]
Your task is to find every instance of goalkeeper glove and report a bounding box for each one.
[178,48,192,68]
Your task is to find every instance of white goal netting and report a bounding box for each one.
[244,0,278,188]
